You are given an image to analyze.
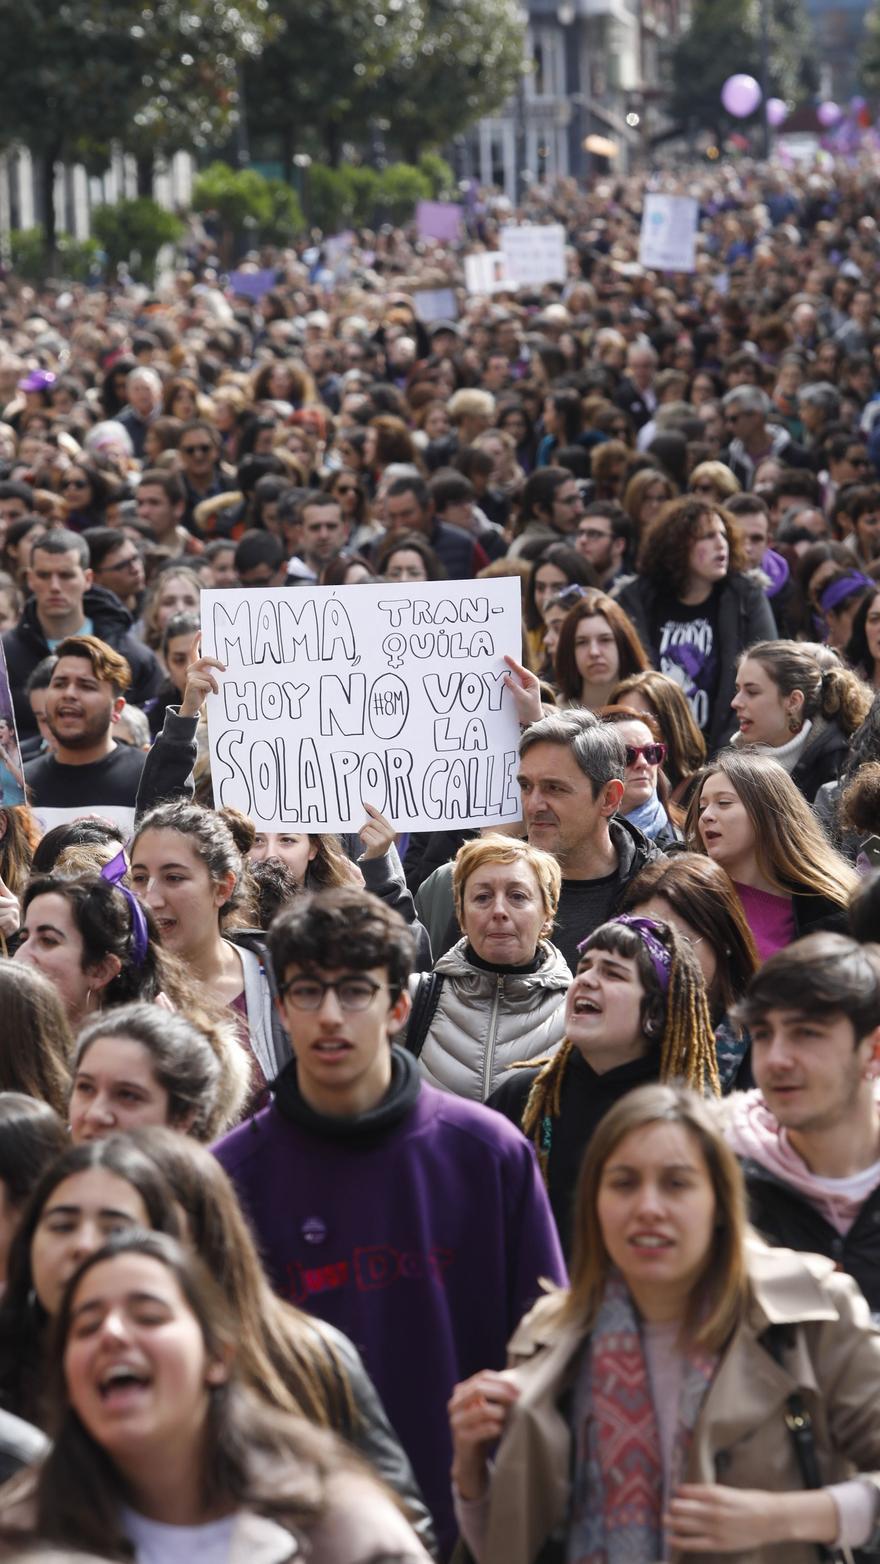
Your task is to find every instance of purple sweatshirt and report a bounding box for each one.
[214,1049,566,1556]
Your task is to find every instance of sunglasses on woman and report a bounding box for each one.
[625,741,666,766]
[554,584,589,609]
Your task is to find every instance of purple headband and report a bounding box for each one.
[101,848,149,969]
[578,914,671,992]
[819,571,874,615]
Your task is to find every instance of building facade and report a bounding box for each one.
[0,147,193,246]
[461,0,687,195]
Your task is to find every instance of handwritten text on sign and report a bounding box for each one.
[201,579,524,832]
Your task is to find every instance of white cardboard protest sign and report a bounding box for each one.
[499,224,567,286]
[464,252,511,294]
[201,579,524,833]
[638,194,699,273]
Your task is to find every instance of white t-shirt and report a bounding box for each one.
[122,1506,237,1564]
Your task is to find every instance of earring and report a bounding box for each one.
[787,713,803,734]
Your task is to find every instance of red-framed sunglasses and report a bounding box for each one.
[625,741,666,766]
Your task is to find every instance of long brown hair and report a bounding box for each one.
[554,591,648,702]
[622,467,675,530]
[130,1129,357,1432]
[685,750,858,905]
[0,964,72,1117]
[610,669,707,787]
[21,1231,377,1558]
[559,1083,750,1352]
[0,805,38,899]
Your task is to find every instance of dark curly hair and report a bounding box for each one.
[22,874,170,1008]
[840,759,880,835]
[637,497,746,594]
[267,886,415,997]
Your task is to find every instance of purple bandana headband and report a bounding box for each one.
[819,571,874,615]
[579,913,671,992]
[101,848,149,968]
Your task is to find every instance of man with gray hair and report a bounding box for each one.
[113,366,162,459]
[615,341,658,431]
[722,384,811,489]
[798,382,841,451]
[517,709,662,972]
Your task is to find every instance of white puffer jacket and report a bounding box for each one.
[411,937,571,1102]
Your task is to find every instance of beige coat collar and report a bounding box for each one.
[484,1243,844,1564]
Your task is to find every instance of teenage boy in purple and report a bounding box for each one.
[214,886,565,1556]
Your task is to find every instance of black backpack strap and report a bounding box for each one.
[763,1326,846,1564]
[404,972,445,1061]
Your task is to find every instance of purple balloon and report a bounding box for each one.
[766,97,787,127]
[817,100,841,126]
[721,74,762,118]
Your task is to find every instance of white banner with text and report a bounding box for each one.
[201,579,524,833]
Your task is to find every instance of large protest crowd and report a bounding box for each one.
[2,155,880,1562]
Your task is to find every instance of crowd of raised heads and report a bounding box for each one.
[4,157,880,1562]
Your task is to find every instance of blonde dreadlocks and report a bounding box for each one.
[521,917,719,1181]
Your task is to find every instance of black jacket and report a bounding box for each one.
[791,886,849,939]
[790,717,850,805]
[614,571,777,755]
[743,1158,880,1315]
[489,1047,660,1257]
[426,519,488,579]
[614,377,654,431]
[3,587,163,739]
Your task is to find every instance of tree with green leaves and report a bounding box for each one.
[192,163,303,261]
[669,0,817,139]
[244,0,524,171]
[243,0,412,175]
[375,0,526,162]
[0,0,277,256]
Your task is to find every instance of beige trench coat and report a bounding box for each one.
[480,1240,880,1564]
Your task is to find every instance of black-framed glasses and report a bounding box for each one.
[277,975,385,1011]
[625,741,666,767]
[577,526,612,543]
[180,443,213,455]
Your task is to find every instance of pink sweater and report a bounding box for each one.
[733,881,796,961]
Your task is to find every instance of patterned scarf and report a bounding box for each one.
[567,1271,717,1564]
